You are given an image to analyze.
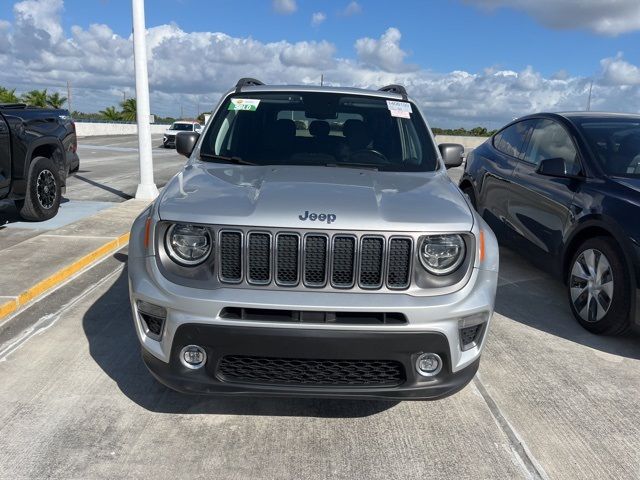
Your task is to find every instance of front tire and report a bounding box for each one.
[567,237,631,335]
[17,156,62,222]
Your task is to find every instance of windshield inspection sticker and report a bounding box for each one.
[228,98,261,111]
[387,100,412,118]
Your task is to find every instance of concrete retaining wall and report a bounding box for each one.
[75,122,168,137]
[75,122,491,150]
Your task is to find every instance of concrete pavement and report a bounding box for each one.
[0,199,147,319]
[0,245,638,479]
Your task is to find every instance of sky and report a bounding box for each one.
[1,0,640,127]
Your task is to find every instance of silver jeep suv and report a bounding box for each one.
[128,78,499,400]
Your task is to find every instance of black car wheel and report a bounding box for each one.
[567,237,631,335]
[16,156,62,222]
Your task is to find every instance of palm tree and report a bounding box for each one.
[99,106,122,121]
[22,89,48,108]
[46,92,67,109]
[120,98,137,122]
[0,87,20,103]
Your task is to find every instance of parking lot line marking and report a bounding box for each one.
[0,298,18,318]
[0,232,130,323]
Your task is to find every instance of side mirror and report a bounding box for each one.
[537,157,568,177]
[176,131,200,157]
[439,143,464,169]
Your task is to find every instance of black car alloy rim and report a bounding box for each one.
[569,248,614,323]
[36,169,57,210]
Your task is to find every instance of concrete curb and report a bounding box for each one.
[0,232,130,321]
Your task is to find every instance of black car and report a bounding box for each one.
[460,112,640,335]
[0,103,79,221]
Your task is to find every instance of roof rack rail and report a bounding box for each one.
[0,103,27,109]
[235,78,265,93]
[378,84,408,100]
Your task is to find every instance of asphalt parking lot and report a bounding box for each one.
[0,139,638,479]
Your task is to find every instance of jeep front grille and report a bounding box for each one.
[217,230,414,291]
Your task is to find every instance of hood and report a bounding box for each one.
[158,164,474,232]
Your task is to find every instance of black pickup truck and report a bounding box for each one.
[0,104,79,221]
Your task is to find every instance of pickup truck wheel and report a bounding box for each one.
[17,156,62,222]
[567,237,631,335]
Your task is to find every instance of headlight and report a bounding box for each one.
[165,223,212,266]
[419,234,466,275]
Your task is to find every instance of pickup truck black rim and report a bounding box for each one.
[36,169,57,210]
[569,248,614,323]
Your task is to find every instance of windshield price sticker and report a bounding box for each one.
[229,98,261,111]
[387,100,412,118]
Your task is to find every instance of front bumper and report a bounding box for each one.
[142,324,480,400]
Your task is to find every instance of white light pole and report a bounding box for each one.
[132,0,158,200]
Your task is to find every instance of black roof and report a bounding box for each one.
[546,111,640,121]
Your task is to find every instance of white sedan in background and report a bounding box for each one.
[163,121,203,148]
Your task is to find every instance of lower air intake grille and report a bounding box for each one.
[217,355,405,386]
[140,313,163,336]
[220,232,242,282]
[460,324,482,349]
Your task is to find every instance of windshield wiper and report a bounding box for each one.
[199,153,257,165]
[325,163,379,171]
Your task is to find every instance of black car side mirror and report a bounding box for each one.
[537,157,569,177]
[439,143,465,169]
[176,131,200,157]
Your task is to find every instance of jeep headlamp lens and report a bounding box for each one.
[166,223,212,266]
[419,235,465,275]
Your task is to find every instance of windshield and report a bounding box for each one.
[199,92,439,171]
[171,123,193,131]
[576,118,640,177]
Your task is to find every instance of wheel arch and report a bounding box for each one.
[24,137,66,184]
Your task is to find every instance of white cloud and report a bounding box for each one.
[600,53,640,86]
[464,0,640,35]
[1,0,639,127]
[355,28,417,73]
[13,0,64,42]
[341,1,362,16]
[272,0,297,15]
[279,41,335,68]
[311,12,327,26]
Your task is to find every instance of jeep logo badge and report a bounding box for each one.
[299,210,336,224]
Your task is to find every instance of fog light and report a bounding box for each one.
[180,345,207,369]
[416,353,442,377]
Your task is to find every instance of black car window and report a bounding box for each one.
[493,120,532,159]
[524,119,579,174]
[575,119,640,178]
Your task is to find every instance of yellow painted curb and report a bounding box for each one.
[0,232,130,321]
